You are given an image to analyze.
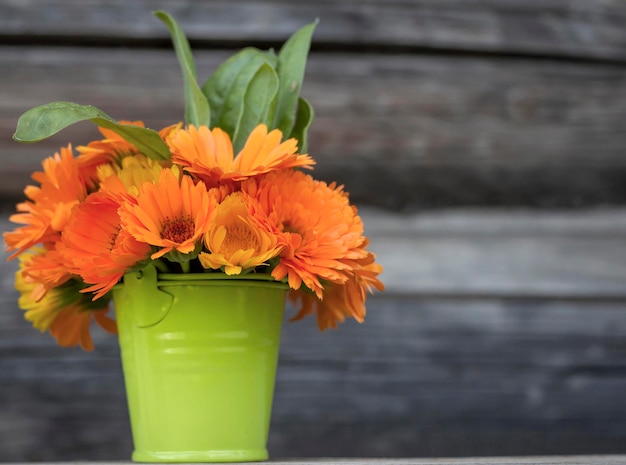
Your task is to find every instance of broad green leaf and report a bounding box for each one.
[233,63,279,153]
[288,97,314,154]
[213,54,275,139]
[155,11,210,127]
[13,101,170,160]
[272,20,317,136]
[202,48,277,125]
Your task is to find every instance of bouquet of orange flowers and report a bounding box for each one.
[4,12,383,351]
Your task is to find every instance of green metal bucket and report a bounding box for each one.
[113,266,288,462]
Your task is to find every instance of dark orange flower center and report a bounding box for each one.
[108,226,121,251]
[282,220,303,235]
[161,216,194,244]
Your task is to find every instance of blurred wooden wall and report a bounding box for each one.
[1,0,626,461]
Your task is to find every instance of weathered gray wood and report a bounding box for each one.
[1,47,625,209]
[2,0,626,62]
[366,208,626,298]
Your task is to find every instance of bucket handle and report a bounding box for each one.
[122,265,174,328]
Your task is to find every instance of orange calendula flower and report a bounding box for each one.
[15,260,116,351]
[59,191,151,300]
[119,168,217,260]
[4,145,88,259]
[199,192,283,275]
[167,124,314,187]
[242,170,369,298]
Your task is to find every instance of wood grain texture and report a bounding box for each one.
[1,47,625,209]
[366,208,626,298]
[2,209,626,460]
[1,0,626,62]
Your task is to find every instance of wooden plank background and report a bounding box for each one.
[1,0,626,209]
[1,0,626,461]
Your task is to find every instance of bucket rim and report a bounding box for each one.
[157,273,289,289]
[158,272,279,282]
[113,270,290,291]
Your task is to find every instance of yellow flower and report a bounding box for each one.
[199,192,283,275]
[97,154,168,196]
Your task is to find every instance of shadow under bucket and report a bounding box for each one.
[113,265,288,462]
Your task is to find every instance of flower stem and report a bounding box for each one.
[154,260,170,273]
[181,261,191,273]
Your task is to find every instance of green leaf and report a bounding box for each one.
[155,11,210,127]
[232,63,279,153]
[13,101,170,160]
[288,97,314,154]
[272,20,317,136]
[210,53,276,139]
[202,48,277,125]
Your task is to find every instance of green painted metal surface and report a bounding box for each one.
[113,267,287,462]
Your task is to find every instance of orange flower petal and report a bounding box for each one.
[232,124,314,177]
[167,123,314,187]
